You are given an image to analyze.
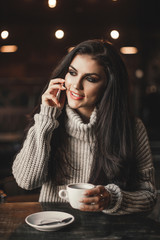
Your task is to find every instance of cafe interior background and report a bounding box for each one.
[0,0,160,201]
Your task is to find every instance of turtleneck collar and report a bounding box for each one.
[65,104,97,142]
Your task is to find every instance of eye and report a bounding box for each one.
[68,70,77,76]
[85,76,98,83]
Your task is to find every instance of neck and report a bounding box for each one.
[75,110,89,123]
[75,107,94,123]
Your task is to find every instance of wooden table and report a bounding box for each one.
[0,199,160,240]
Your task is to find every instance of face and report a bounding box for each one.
[65,54,107,120]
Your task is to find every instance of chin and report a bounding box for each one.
[67,101,79,109]
[67,96,79,110]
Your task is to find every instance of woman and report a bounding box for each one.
[12,39,157,215]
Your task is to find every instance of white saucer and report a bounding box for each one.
[25,211,74,232]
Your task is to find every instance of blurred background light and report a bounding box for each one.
[0,45,18,53]
[146,85,157,94]
[48,0,57,8]
[1,30,9,40]
[110,30,119,39]
[120,46,138,54]
[55,29,64,39]
[135,69,144,78]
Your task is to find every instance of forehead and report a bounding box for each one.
[70,54,105,74]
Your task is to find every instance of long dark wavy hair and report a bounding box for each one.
[26,39,136,190]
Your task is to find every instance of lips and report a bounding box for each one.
[70,91,84,100]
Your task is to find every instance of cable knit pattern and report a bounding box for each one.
[12,105,157,215]
[65,106,97,142]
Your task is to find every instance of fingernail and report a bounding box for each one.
[79,204,84,210]
[84,192,89,196]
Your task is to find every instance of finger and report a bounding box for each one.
[96,185,106,193]
[84,186,102,196]
[80,202,104,212]
[80,194,108,211]
[42,93,60,107]
[81,186,110,210]
[80,196,100,204]
[43,84,66,103]
[49,78,65,87]
[95,186,110,204]
[80,194,107,206]
[46,84,66,94]
[85,185,108,197]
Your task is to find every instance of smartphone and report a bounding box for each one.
[56,83,65,100]
[56,89,61,100]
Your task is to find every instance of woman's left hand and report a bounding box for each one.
[80,185,110,212]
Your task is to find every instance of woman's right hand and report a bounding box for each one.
[41,78,66,109]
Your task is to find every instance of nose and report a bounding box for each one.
[72,77,83,90]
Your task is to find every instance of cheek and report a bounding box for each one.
[65,73,72,89]
[88,85,104,96]
[87,85,105,102]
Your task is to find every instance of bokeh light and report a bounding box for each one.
[55,29,64,39]
[0,45,18,53]
[120,46,138,54]
[48,0,57,8]
[1,30,9,39]
[110,30,119,39]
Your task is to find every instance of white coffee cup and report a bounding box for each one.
[59,183,94,209]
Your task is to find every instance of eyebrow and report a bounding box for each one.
[69,65,101,77]
[70,65,77,72]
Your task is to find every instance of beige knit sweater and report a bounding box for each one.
[12,104,157,215]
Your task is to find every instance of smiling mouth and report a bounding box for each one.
[70,91,84,99]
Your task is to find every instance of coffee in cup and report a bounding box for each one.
[59,183,94,209]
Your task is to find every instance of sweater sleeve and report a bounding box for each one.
[103,119,157,215]
[12,105,61,190]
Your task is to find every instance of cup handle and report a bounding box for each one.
[59,190,69,201]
